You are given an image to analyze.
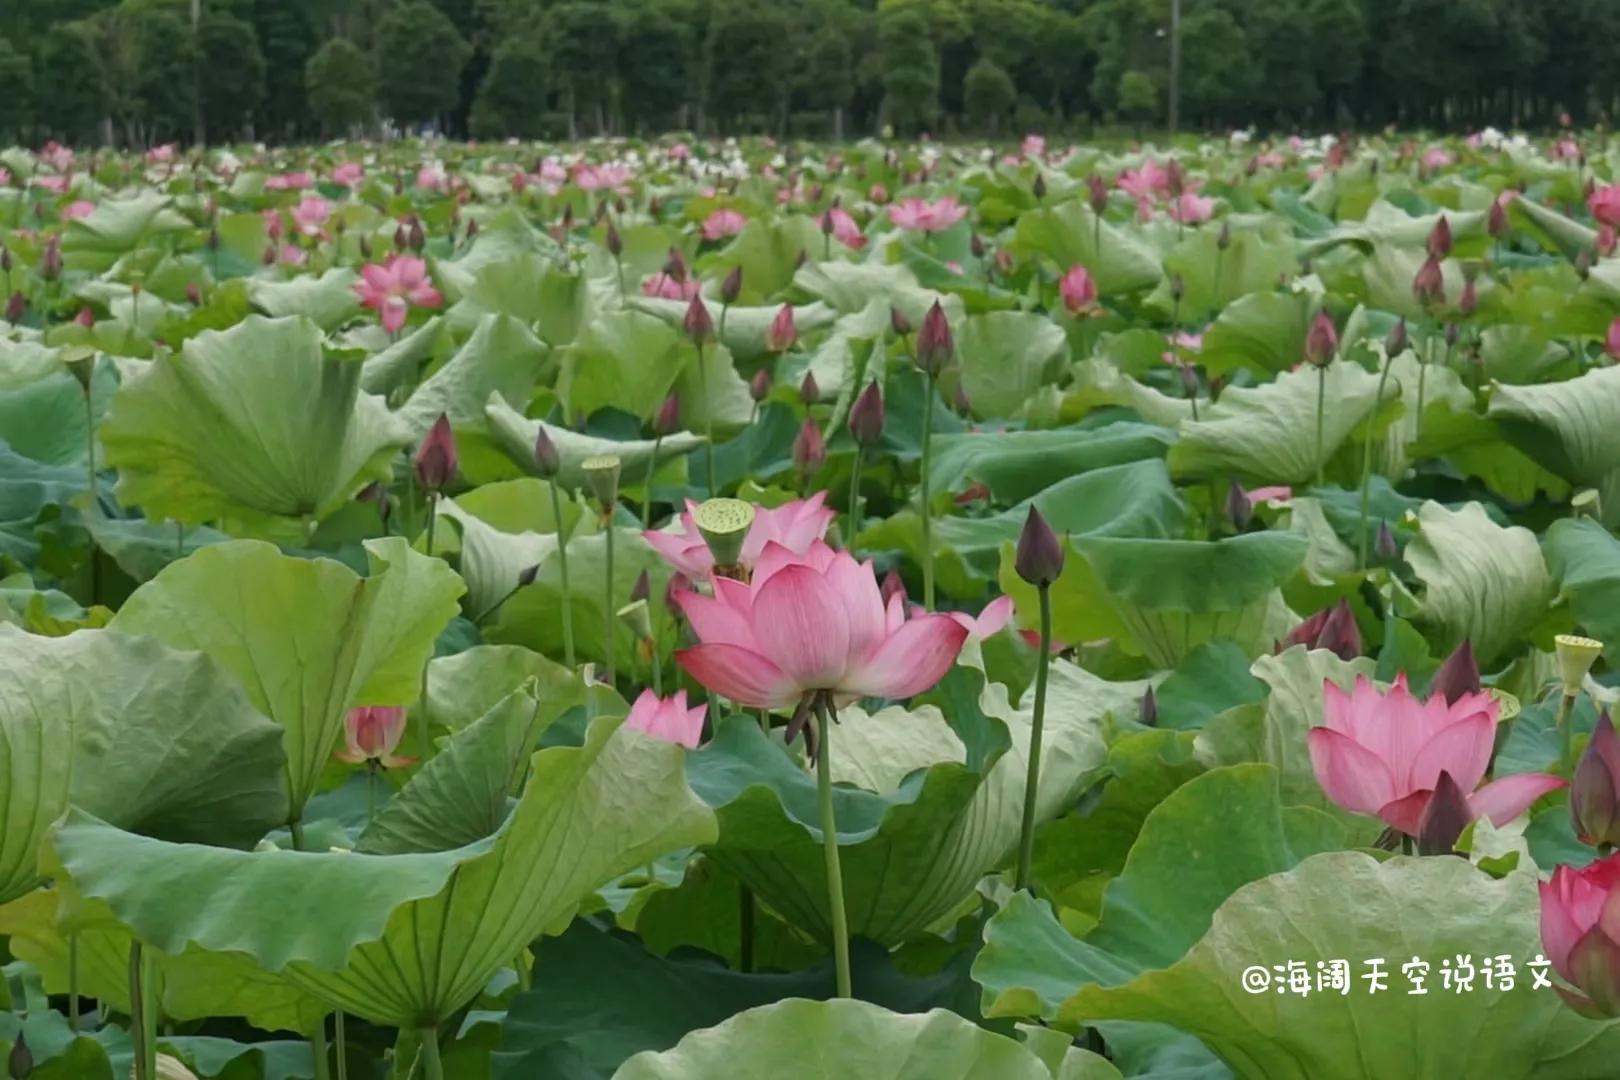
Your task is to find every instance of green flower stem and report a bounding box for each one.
[1015,583,1053,891]
[813,700,852,998]
[68,934,79,1031]
[698,342,716,496]
[129,941,156,1080]
[548,482,576,668]
[642,434,662,528]
[334,1012,349,1080]
[1356,354,1396,568]
[311,1018,331,1080]
[846,448,864,555]
[604,518,616,686]
[920,374,937,610]
[289,819,307,851]
[473,583,523,627]
[365,767,377,829]
[419,1027,443,1080]
[1557,690,1578,775]
[1401,834,1414,856]
[1313,363,1327,487]
[84,380,100,605]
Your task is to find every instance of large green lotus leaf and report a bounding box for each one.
[60,191,190,273]
[1001,532,1307,666]
[1490,364,1620,524]
[449,252,593,346]
[0,338,63,389]
[1511,196,1598,261]
[0,358,114,467]
[486,392,704,491]
[690,662,1109,947]
[357,315,448,396]
[974,765,1344,1030]
[957,311,1067,418]
[432,496,556,620]
[624,854,824,972]
[1011,202,1162,297]
[1405,500,1554,666]
[1064,853,1620,1078]
[0,443,83,565]
[1062,358,1197,427]
[1410,408,1573,506]
[422,644,586,733]
[434,209,558,302]
[1544,518,1620,663]
[1195,292,1311,377]
[0,624,288,903]
[671,337,756,430]
[791,261,959,323]
[45,714,718,1027]
[1167,361,1388,484]
[613,999,1052,1080]
[109,538,465,819]
[397,313,548,441]
[1195,646,1380,823]
[558,308,692,423]
[625,296,839,362]
[247,269,363,331]
[452,476,586,537]
[86,515,229,585]
[1152,227,1297,322]
[1360,247,1479,321]
[359,685,547,855]
[701,215,825,303]
[925,423,1174,505]
[99,315,409,541]
[860,459,1184,599]
[1369,347,1473,477]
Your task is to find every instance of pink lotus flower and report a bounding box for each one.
[946,594,1014,640]
[1059,264,1098,314]
[1116,159,1170,200]
[1607,317,1620,361]
[1421,148,1453,170]
[1169,192,1215,224]
[277,244,307,267]
[645,493,835,580]
[702,209,746,241]
[641,272,700,300]
[263,208,284,241]
[1590,186,1620,228]
[33,175,69,195]
[887,196,968,233]
[416,165,449,192]
[1161,331,1203,365]
[1307,674,1564,836]
[539,159,567,185]
[1539,855,1620,1016]
[334,706,415,768]
[1022,134,1046,158]
[354,255,443,334]
[332,162,365,188]
[264,170,313,191]
[624,689,707,749]
[40,142,73,172]
[146,144,176,164]
[1244,484,1292,504]
[675,540,969,708]
[1556,138,1582,161]
[574,163,633,191]
[292,196,330,238]
[61,200,94,221]
[815,206,866,250]
[1255,151,1287,169]
[669,143,691,163]
[868,183,890,204]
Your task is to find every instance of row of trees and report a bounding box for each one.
[2,0,1619,146]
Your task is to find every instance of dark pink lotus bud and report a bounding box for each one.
[1281,598,1362,660]
[1488,197,1509,238]
[186,282,202,306]
[915,301,953,377]
[606,221,623,256]
[630,568,651,603]
[1459,277,1478,316]
[654,392,681,436]
[792,417,825,475]
[799,371,819,404]
[721,265,743,305]
[749,368,771,403]
[849,381,884,447]
[4,292,23,323]
[533,425,560,478]
[409,217,426,252]
[890,305,913,337]
[970,233,986,259]
[1417,769,1472,855]
[1574,712,1620,848]
[1032,172,1047,200]
[1087,174,1108,215]
[1305,311,1338,367]
[394,222,409,250]
[880,568,907,605]
[41,236,61,280]
[1014,506,1065,587]
[414,414,458,493]
[664,248,688,281]
[1386,318,1409,357]
[1428,640,1479,704]
[10,1031,32,1079]
[1140,686,1158,727]
[1413,256,1446,308]
[1426,214,1453,260]
[1225,481,1253,529]
[73,306,93,328]
[1375,520,1399,562]
[766,304,797,352]
[683,294,714,344]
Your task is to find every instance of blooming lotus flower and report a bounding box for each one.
[264,170,313,191]
[887,196,968,233]
[416,165,449,192]
[1161,331,1203,366]
[292,196,330,238]
[675,540,969,708]
[1169,192,1215,224]
[335,706,415,768]
[61,200,94,221]
[641,272,700,300]
[1591,186,1620,228]
[1540,855,1620,1016]
[816,206,866,249]
[1117,159,1170,200]
[645,494,836,580]
[1307,674,1564,836]
[1022,134,1046,158]
[1421,148,1453,170]
[354,255,443,334]
[1058,264,1098,314]
[624,689,707,749]
[332,162,364,188]
[701,209,746,241]
[946,594,1014,640]
[573,163,633,191]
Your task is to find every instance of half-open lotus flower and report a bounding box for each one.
[1280,598,1361,660]
[643,493,835,580]
[1540,855,1620,1017]
[334,706,415,769]
[1307,674,1564,836]
[675,540,968,708]
[623,688,708,750]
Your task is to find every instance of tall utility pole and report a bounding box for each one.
[1167,0,1181,141]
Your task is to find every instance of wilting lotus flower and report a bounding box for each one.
[644,494,835,580]
[1280,598,1362,659]
[1307,674,1564,836]
[292,195,331,238]
[335,706,415,768]
[1058,264,1098,314]
[354,255,443,334]
[1540,855,1620,1016]
[816,206,866,249]
[674,540,968,708]
[887,196,968,233]
[623,688,707,749]
[1169,192,1215,224]
[1590,185,1620,228]
[701,208,746,240]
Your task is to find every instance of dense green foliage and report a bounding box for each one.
[3,0,1620,143]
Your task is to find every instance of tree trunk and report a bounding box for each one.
[833,105,844,141]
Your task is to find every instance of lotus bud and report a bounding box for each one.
[1429,639,1480,704]
[915,300,953,377]
[414,414,458,493]
[582,454,621,508]
[1032,172,1047,200]
[721,265,743,305]
[617,597,652,641]
[1445,322,1460,348]
[1416,769,1471,855]
[1572,711,1620,848]
[749,367,771,402]
[186,281,202,306]
[1224,480,1253,530]
[1305,311,1338,367]
[1178,362,1198,399]
[0,247,10,272]
[799,371,819,404]
[1459,278,1478,316]
[74,306,93,328]
[1413,256,1446,308]
[889,305,913,337]
[9,1031,31,1079]
[683,294,714,344]
[654,391,681,437]
[1375,520,1399,562]
[792,417,825,475]
[1140,686,1158,727]
[606,221,623,256]
[766,303,797,352]
[1385,317,1409,357]
[41,235,61,280]
[409,217,426,252]
[533,425,561,478]
[880,568,907,605]
[1014,506,1065,587]
[820,205,836,236]
[207,225,220,251]
[518,563,540,588]
[1087,173,1108,216]
[849,380,884,447]
[1217,221,1231,250]
[1557,635,1605,697]
[694,497,755,571]
[970,233,986,259]
[394,222,409,250]
[1488,197,1509,238]
[1426,214,1453,259]
[630,568,651,604]
[4,292,23,323]
[1281,597,1362,660]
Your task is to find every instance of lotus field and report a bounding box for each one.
[5,131,1620,1079]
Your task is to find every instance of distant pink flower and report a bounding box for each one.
[334,706,415,768]
[1602,226,1618,258]
[263,208,284,241]
[1606,317,1620,361]
[1590,186,1620,228]
[645,493,835,580]
[146,144,176,164]
[416,165,449,191]
[1556,138,1581,161]
[332,162,365,188]
[0,168,9,186]
[887,196,968,233]
[817,206,866,250]
[641,272,700,300]
[292,196,331,238]
[1162,331,1203,365]
[573,163,632,191]
[1420,148,1453,170]
[264,170,313,191]
[674,540,969,708]
[702,208,746,241]
[1169,192,1215,224]
[1255,151,1286,169]
[1244,485,1292,504]
[868,183,890,204]
[61,200,95,221]
[1058,264,1098,314]
[669,143,691,162]
[1135,197,1154,223]
[354,255,443,334]
[40,142,73,171]
[624,689,707,749]
[33,175,69,195]
[1022,134,1046,158]
[539,159,567,185]
[1116,159,1170,200]
[278,244,306,267]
